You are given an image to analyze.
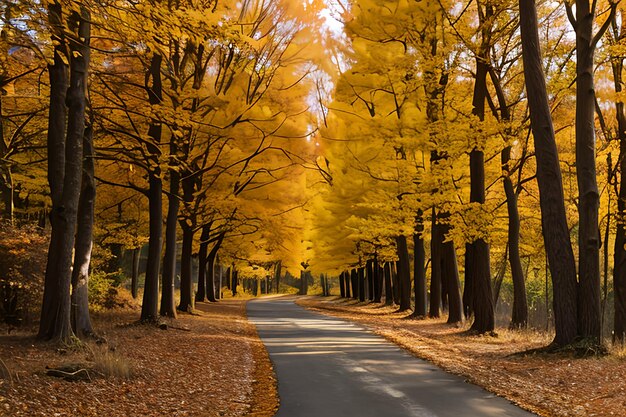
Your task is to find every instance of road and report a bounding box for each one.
[248,297,536,417]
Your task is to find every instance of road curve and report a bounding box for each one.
[248,296,536,417]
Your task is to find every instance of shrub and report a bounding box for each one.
[88,271,138,311]
[0,222,48,326]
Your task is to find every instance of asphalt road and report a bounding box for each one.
[248,296,537,417]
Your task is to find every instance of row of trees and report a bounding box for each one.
[308,0,626,348]
[1,0,329,343]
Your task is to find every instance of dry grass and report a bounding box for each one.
[298,296,626,417]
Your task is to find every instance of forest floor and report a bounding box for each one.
[0,299,278,417]
[298,296,626,417]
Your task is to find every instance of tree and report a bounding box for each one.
[519,0,578,346]
[39,1,91,342]
[565,0,617,343]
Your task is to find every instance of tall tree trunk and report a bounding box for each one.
[206,233,225,302]
[392,262,400,305]
[344,271,351,298]
[612,10,626,343]
[178,224,194,312]
[412,213,427,317]
[489,66,528,329]
[429,210,442,318]
[395,235,411,312]
[131,247,140,299]
[574,0,605,343]
[384,262,393,306]
[351,269,358,300]
[468,15,494,332]
[40,5,89,343]
[195,224,211,303]
[71,125,95,338]
[231,267,238,296]
[39,0,68,340]
[463,242,474,318]
[505,176,528,328]
[339,272,346,297]
[160,169,179,318]
[442,233,464,324]
[140,53,164,323]
[365,259,372,301]
[373,256,381,303]
[519,0,578,346]
[358,267,365,302]
[274,261,282,294]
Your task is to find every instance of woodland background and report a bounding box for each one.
[1,0,626,352]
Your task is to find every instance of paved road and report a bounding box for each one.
[248,297,536,417]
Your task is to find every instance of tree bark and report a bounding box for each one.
[351,269,358,300]
[358,267,365,302]
[373,257,382,303]
[339,271,346,297]
[612,10,626,343]
[71,125,95,338]
[205,233,225,302]
[519,0,578,346]
[468,15,494,332]
[395,235,411,312]
[429,209,442,318]
[195,224,211,303]
[574,0,602,342]
[40,5,89,343]
[140,53,164,323]
[384,262,393,306]
[131,247,140,299]
[177,223,194,312]
[39,0,68,341]
[392,261,400,305]
[231,267,238,296]
[489,65,528,329]
[412,213,427,317]
[274,261,282,294]
[160,169,179,318]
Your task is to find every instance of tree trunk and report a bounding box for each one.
[140,53,164,323]
[71,125,95,338]
[39,0,69,341]
[520,0,578,346]
[489,65,528,329]
[195,224,211,303]
[131,247,140,299]
[40,6,89,343]
[574,0,602,342]
[358,267,365,302]
[505,175,528,328]
[178,224,194,312]
[160,169,179,318]
[206,233,225,302]
[373,257,381,303]
[413,215,427,317]
[468,8,494,332]
[231,267,238,296]
[384,262,393,306]
[274,261,282,294]
[339,271,346,297]
[612,11,626,343]
[396,235,411,312]
[392,262,400,305]
[429,210,442,318]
